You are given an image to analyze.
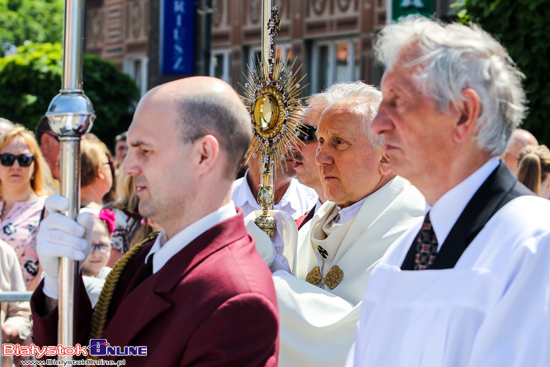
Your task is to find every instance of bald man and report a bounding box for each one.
[35,115,61,180]
[31,77,279,366]
[501,129,538,173]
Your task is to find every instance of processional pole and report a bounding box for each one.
[260,1,273,72]
[45,0,95,358]
[240,0,307,237]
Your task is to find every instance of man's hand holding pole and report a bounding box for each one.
[37,195,93,313]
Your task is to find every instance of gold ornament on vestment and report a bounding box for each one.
[306,265,344,290]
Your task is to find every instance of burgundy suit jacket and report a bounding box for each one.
[32,209,279,366]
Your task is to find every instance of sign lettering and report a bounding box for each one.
[161,0,194,75]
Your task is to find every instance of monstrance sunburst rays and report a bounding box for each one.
[240,52,308,174]
[239,5,308,237]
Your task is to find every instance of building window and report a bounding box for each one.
[311,40,360,93]
[210,50,231,83]
[275,44,293,64]
[123,55,149,96]
[248,46,261,70]
[247,43,292,76]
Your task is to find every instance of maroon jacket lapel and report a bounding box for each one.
[103,208,251,348]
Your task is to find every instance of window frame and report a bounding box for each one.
[123,55,149,96]
[311,39,360,93]
[210,49,232,83]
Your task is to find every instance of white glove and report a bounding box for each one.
[245,216,275,266]
[37,195,93,299]
[244,210,298,273]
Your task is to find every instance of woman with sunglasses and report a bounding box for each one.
[0,126,52,290]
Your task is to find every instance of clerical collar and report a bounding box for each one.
[335,197,366,224]
[429,157,499,249]
[145,201,237,274]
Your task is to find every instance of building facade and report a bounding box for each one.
[211,0,386,96]
[85,0,150,96]
[85,0,456,96]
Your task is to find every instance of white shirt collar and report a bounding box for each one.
[430,157,500,249]
[336,197,367,224]
[278,178,304,208]
[145,201,237,273]
[232,170,254,208]
[232,169,318,219]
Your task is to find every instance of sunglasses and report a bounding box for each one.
[91,243,111,254]
[45,132,60,142]
[0,153,34,167]
[295,123,317,142]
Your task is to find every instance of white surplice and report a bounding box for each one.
[275,176,425,367]
[347,194,550,367]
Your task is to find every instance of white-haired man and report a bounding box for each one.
[291,83,375,229]
[271,82,424,367]
[500,128,538,173]
[347,16,550,367]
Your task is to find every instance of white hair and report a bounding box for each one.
[375,16,526,157]
[308,81,384,149]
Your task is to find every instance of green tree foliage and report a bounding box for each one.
[0,43,139,145]
[456,0,550,144]
[0,0,64,54]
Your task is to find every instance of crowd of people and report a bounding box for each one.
[0,15,549,367]
[0,110,153,367]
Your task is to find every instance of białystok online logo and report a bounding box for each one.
[88,339,147,356]
[2,339,147,358]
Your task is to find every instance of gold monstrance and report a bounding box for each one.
[240,2,307,237]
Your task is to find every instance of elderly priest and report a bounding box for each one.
[255,82,425,367]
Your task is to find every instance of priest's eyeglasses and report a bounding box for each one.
[0,153,34,167]
[91,243,112,254]
[295,124,317,142]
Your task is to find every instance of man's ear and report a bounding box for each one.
[195,135,220,174]
[40,135,50,153]
[379,152,392,176]
[453,88,481,143]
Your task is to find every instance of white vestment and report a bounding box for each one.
[347,195,550,367]
[275,176,424,367]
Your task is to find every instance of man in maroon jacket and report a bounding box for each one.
[31,77,279,366]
